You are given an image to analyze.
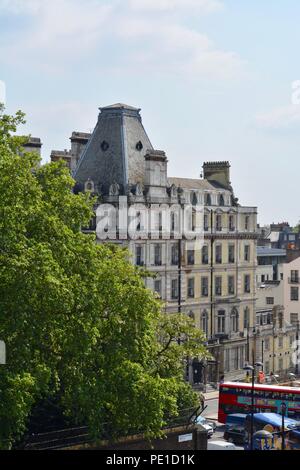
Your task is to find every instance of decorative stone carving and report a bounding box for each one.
[170,184,177,198]
[109,182,120,196]
[85,178,94,193]
[135,182,144,196]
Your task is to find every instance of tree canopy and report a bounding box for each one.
[0,105,209,449]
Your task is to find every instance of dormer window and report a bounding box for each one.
[219,194,225,206]
[136,141,143,151]
[85,179,94,192]
[101,141,109,152]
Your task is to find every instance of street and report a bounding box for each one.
[202,398,218,421]
[202,398,226,441]
[202,396,244,449]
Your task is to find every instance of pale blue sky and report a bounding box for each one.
[1,0,300,225]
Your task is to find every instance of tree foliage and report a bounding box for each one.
[0,107,208,448]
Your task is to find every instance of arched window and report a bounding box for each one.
[170,207,180,234]
[205,193,211,206]
[189,310,195,320]
[136,211,141,231]
[231,308,239,332]
[191,192,198,206]
[171,212,175,232]
[201,310,208,336]
[217,310,226,333]
[219,194,225,206]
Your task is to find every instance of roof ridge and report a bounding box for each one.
[100,103,141,111]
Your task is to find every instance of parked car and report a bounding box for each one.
[207,440,237,450]
[224,413,247,446]
[196,416,216,438]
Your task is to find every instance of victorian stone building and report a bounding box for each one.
[51,103,258,384]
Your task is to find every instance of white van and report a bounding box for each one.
[207,440,237,450]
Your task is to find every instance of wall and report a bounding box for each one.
[283,256,300,325]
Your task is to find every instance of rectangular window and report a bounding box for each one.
[154,244,162,266]
[278,337,283,348]
[202,245,209,265]
[201,277,209,297]
[244,245,250,262]
[245,216,249,231]
[136,246,143,266]
[291,270,299,283]
[225,349,230,372]
[171,245,179,265]
[266,297,274,305]
[215,276,222,296]
[229,215,235,232]
[187,278,195,298]
[187,250,195,265]
[228,276,235,295]
[239,347,245,369]
[171,279,178,299]
[215,244,222,264]
[154,279,161,297]
[228,244,235,263]
[217,311,225,333]
[244,309,249,329]
[291,313,299,326]
[291,286,299,301]
[233,347,239,370]
[216,214,222,231]
[244,275,251,294]
[290,335,294,346]
[204,214,209,232]
[265,361,270,375]
[264,339,270,351]
[279,358,283,370]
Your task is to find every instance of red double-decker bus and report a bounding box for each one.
[218,382,300,424]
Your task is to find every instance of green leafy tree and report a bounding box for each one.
[293,221,300,233]
[0,106,208,448]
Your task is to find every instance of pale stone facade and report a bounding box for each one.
[256,248,299,378]
[52,103,259,385]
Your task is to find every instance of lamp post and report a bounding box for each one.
[244,352,263,451]
[281,402,287,451]
[296,320,299,377]
[0,340,5,365]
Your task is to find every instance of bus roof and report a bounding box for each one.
[221,381,300,394]
[250,413,300,428]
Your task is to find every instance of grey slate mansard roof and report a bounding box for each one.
[168,177,230,192]
[73,103,153,194]
[256,247,286,257]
